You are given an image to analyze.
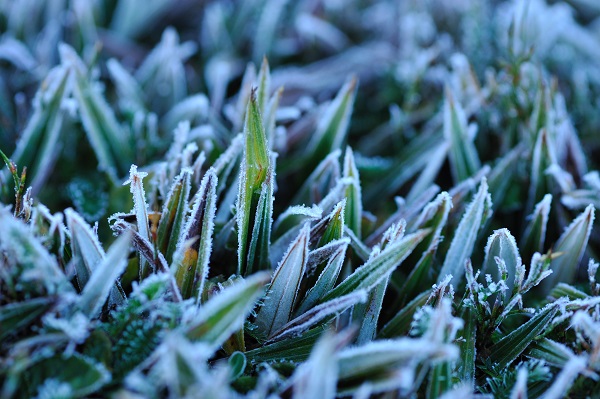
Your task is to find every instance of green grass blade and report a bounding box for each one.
[444,87,481,183]
[483,228,522,293]
[123,165,151,278]
[255,224,310,338]
[107,58,146,116]
[427,361,452,399]
[173,169,218,300]
[269,290,367,343]
[291,149,341,207]
[65,208,105,291]
[78,231,131,318]
[186,272,269,349]
[237,92,272,275]
[245,327,325,364]
[342,146,363,239]
[306,77,357,166]
[457,307,477,392]
[290,331,338,399]
[528,338,574,368]
[67,44,132,180]
[543,204,594,290]
[296,240,348,315]
[354,276,388,344]
[156,169,192,263]
[379,290,430,338]
[438,178,492,286]
[527,128,557,215]
[322,228,429,302]
[0,298,55,341]
[489,304,559,369]
[9,65,69,193]
[521,194,552,262]
[310,199,345,248]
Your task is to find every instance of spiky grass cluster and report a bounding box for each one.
[2,0,600,398]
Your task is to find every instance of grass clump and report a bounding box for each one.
[2,0,600,398]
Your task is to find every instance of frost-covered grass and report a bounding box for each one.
[2,0,600,398]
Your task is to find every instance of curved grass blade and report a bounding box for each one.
[310,199,345,248]
[291,149,341,207]
[489,304,559,369]
[290,331,338,399]
[0,209,72,295]
[186,272,269,350]
[306,76,357,166]
[379,290,430,339]
[529,338,574,368]
[542,204,594,291]
[9,64,69,194]
[255,224,310,339]
[337,338,458,396]
[245,327,326,364]
[296,240,348,315]
[0,298,55,341]
[322,228,429,302]
[172,169,218,300]
[438,178,492,285]
[78,231,132,318]
[107,58,146,116]
[162,94,210,134]
[269,290,367,343]
[65,208,105,291]
[273,204,322,240]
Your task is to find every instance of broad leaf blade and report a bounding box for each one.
[483,228,522,293]
[322,228,429,302]
[255,224,310,338]
[186,272,268,349]
[66,208,105,291]
[296,239,348,315]
[269,290,367,343]
[290,332,338,399]
[542,204,594,290]
[245,327,325,364]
